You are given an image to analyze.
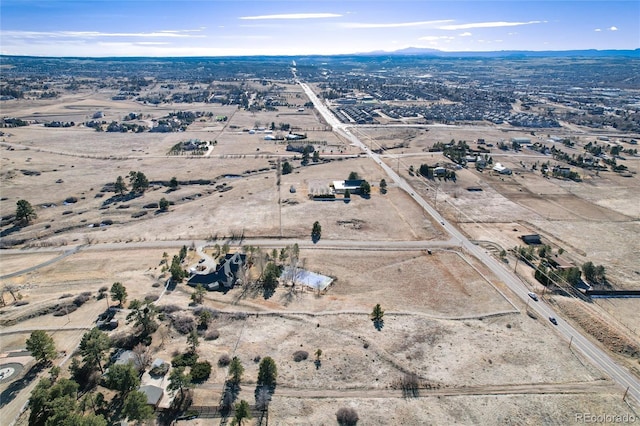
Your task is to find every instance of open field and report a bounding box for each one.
[1,77,640,425]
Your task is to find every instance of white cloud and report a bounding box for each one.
[239,13,342,20]
[419,36,454,41]
[439,21,544,30]
[342,20,453,29]
[1,29,205,39]
[608,26,618,31]
[459,32,472,37]
[595,28,602,32]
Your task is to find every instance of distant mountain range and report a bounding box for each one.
[2,47,638,61]
[360,47,640,58]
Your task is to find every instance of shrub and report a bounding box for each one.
[193,307,219,319]
[157,304,181,314]
[172,351,199,368]
[218,354,231,367]
[73,293,91,307]
[336,407,359,426]
[190,361,212,383]
[205,330,220,341]
[98,286,109,292]
[293,350,309,362]
[53,304,77,316]
[230,312,247,321]
[149,362,169,377]
[60,294,73,299]
[253,356,261,363]
[171,314,196,334]
[110,331,139,349]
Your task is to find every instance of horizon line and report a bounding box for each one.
[2,47,639,60]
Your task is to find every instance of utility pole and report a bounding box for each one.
[569,336,573,350]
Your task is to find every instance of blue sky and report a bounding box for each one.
[1,1,638,56]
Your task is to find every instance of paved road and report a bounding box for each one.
[298,78,640,404]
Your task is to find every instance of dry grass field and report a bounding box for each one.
[1,85,639,424]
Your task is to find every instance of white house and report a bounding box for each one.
[492,163,512,175]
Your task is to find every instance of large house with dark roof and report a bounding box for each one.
[187,252,246,291]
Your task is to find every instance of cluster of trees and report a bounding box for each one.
[27,326,154,425]
[220,356,277,425]
[347,172,371,196]
[582,261,607,285]
[418,164,456,181]
[169,245,189,282]
[114,171,149,195]
[534,263,581,287]
[106,121,147,133]
[262,262,282,293]
[520,245,609,289]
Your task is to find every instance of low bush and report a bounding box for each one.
[293,350,309,362]
[157,304,181,313]
[144,294,159,303]
[149,362,169,377]
[171,314,196,334]
[205,330,220,341]
[53,304,77,316]
[193,307,219,319]
[172,351,199,368]
[336,407,359,426]
[73,293,91,307]
[217,354,231,367]
[190,361,212,383]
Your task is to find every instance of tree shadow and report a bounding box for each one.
[262,286,276,300]
[311,234,320,244]
[314,359,322,370]
[373,319,384,331]
[0,224,24,238]
[101,192,141,207]
[0,362,44,408]
[219,381,241,416]
[254,384,275,410]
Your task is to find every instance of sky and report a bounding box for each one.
[0,0,638,57]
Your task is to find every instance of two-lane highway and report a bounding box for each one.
[298,77,640,404]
